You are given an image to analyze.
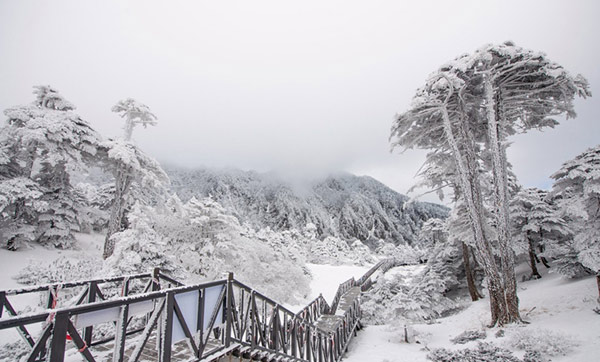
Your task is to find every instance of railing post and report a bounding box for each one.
[84,281,97,346]
[0,291,5,319]
[273,305,279,351]
[113,303,130,362]
[225,272,233,347]
[160,291,175,362]
[152,267,161,291]
[49,312,69,362]
[306,325,311,362]
[318,334,323,362]
[250,291,255,349]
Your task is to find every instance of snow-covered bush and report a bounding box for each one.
[428,342,521,362]
[362,267,460,324]
[13,255,102,310]
[375,242,420,265]
[450,329,487,344]
[15,255,101,286]
[506,328,578,358]
[0,340,30,362]
[103,197,312,305]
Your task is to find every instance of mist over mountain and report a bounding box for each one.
[166,166,449,246]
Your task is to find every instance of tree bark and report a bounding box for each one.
[440,104,507,326]
[538,231,551,268]
[528,236,541,279]
[462,241,482,301]
[483,79,522,324]
[596,274,600,301]
[103,169,132,259]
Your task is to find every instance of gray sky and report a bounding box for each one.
[1,0,598,203]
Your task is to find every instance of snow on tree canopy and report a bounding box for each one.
[112,98,157,141]
[551,145,600,275]
[1,86,103,249]
[100,139,169,193]
[391,41,590,326]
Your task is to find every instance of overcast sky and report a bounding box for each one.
[1,0,598,203]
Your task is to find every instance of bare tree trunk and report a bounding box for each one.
[538,230,551,268]
[596,274,600,301]
[483,79,522,324]
[103,169,132,259]
[462,241,482,301]
[528,237,541,279]
[440,104,507,326]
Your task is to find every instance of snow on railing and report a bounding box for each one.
[0,259,398,362]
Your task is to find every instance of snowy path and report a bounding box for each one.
[283,263,372,312]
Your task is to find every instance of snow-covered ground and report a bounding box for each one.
[0,233,104,348]
[0,233,103,290]
[345,265,600,362]
[2,240,598,361]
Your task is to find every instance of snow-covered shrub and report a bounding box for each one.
[506,328,578,358]
[103,197,312,305]
[13,255,102,309]
[74,182,111,232]
[0,340,30,362]
[362,266,460,324]
[249,223,377,266]
[375,242,420,265]
[522,350,549,362]
[15,255,101,286]
[450,329,486,344]
[428,342,521,362]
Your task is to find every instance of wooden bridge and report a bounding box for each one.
[0,259,401,362]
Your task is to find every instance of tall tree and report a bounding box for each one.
[101,139,169,259]
[391,42,590,326]
[102,98,164,259]
[1,86,101,248]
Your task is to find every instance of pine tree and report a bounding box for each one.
[1,86,101,248]
[102,98,167,259]
[510,188,572,279]
[551,145,600,299]
[391,42,590,326]
[100,138,169,258]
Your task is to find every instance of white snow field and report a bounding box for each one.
[345,265,600,362]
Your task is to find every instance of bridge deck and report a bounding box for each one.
[314,286,361,333]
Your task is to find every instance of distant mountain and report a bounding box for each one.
[165,167,449,246]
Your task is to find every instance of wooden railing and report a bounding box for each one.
[0,258,399,362]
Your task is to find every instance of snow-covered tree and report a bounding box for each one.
[551,145,600,299]
[73,182,112,232]
[510,188,572,279]
[0,86,101,248]
[102,98,166,259]
[100,138,169,258]
[0,178,46,249]
[112,98,158,142]
[447,203,485,301]
[105,196,312,304]
[391,42,590,326]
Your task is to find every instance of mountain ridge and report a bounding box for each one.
[165,166,449,246]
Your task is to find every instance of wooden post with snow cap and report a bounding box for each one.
[225,272,233,347]
[152,267,161,291]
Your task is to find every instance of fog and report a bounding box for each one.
[1,0,598,202]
